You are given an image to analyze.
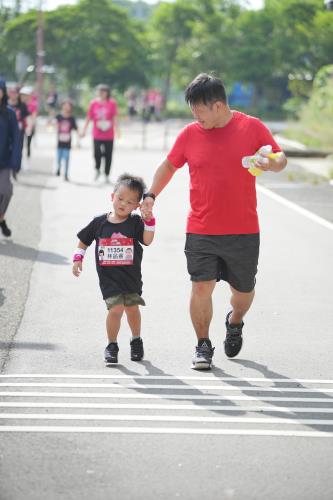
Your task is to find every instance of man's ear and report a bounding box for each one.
[111,192,115,201]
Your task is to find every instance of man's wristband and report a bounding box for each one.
[143,192,156,201]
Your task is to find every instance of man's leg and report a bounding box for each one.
[190,280,216,370]
[224,286,255,358]
[229,286,255,325]
[190,280,216,340]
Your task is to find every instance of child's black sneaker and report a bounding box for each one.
[0,220,12,237]
[104,342,119,364]
[130,337,144,361]
[192,339,215,370]
[224,311,243,358]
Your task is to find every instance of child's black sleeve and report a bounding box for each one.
[77,218,100,246]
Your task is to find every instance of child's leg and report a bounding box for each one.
[106,304,124,343]
[57,148,62,175]
[125,305,141,338]
[64,149,70,179]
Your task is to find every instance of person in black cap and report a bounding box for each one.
[0,79,22,237]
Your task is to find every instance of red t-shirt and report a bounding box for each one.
[88,99,118,141]
[167,111,282,235]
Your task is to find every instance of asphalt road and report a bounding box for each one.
[0,124,332,500]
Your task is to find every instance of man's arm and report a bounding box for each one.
[141,158,177,216]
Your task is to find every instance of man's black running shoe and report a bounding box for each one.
[192,339,215,370]
[0,220,11,237]
[130,337,144,361]
[224,311,243,358]
[104,342,119,364]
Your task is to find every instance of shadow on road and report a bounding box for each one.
[0,241,68,265]
[0,341,59,350]
[109,360,245,417]
[105,359,332,433]
[212,360,333,433]
[0,288,6,308]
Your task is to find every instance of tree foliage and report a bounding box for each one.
[1,0,333,114]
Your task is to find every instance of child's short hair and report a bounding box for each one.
[114,174,146,201]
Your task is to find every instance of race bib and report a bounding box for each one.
[98,237,134,266]
[96,119,111,132]
[59,133,71,142]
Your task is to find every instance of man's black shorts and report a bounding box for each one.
[184,233,260,293]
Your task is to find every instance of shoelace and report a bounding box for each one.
[196,345,214,356]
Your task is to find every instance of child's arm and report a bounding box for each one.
[141,212,155,246]
[72,241,88,277]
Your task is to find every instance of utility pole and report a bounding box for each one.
[36,0,44,110]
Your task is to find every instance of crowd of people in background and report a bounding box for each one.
[0,78,165,237]
[125,87,164,121]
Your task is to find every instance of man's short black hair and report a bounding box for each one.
[114,173,146,201]
[185,73,227,107]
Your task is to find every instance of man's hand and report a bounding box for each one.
[255,151,287,173]
[72,261,82,277]
[254,153,274,172]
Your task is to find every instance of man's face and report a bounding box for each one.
[190,101,222,129]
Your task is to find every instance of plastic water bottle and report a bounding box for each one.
[242,145,273,177]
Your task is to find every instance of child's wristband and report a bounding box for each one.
[144,217,156,232]
[73,254,84,262]
[73,248,86,262]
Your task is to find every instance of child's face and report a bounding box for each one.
[111,185,140,218]
[62,103,72,115]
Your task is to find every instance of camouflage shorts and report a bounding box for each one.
[105,293,146,310]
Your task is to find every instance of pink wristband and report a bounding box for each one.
[73,254,84,262]
[143,217,156,227]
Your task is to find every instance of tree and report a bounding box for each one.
[4,0,151,90]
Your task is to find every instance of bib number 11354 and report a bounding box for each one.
[98,237,134,266]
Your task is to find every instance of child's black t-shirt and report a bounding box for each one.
[56,114,77,149]
[77,213,145,300]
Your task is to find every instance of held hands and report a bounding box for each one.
[140,197,155,222]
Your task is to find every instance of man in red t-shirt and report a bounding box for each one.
[142,73,287,370]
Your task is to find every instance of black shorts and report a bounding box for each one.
[184,233,260,293]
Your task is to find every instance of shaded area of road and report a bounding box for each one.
[0,158,54,371]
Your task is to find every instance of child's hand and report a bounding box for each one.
[140,205,153,222]
[72,261,83,277]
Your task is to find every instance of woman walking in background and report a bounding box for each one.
[81,84,118,184]
[0,79,22,237]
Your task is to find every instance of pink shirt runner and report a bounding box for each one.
[88,99,118,140]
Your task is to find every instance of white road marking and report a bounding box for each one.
[257,184,333,231]
[0,413,332,425]
[0,402,332,412]
[1,391,332,402]
[0,383,332,393]
[0,425,332,437]
[0,374,333,384]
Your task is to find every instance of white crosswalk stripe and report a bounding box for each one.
[0,374,332,437]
